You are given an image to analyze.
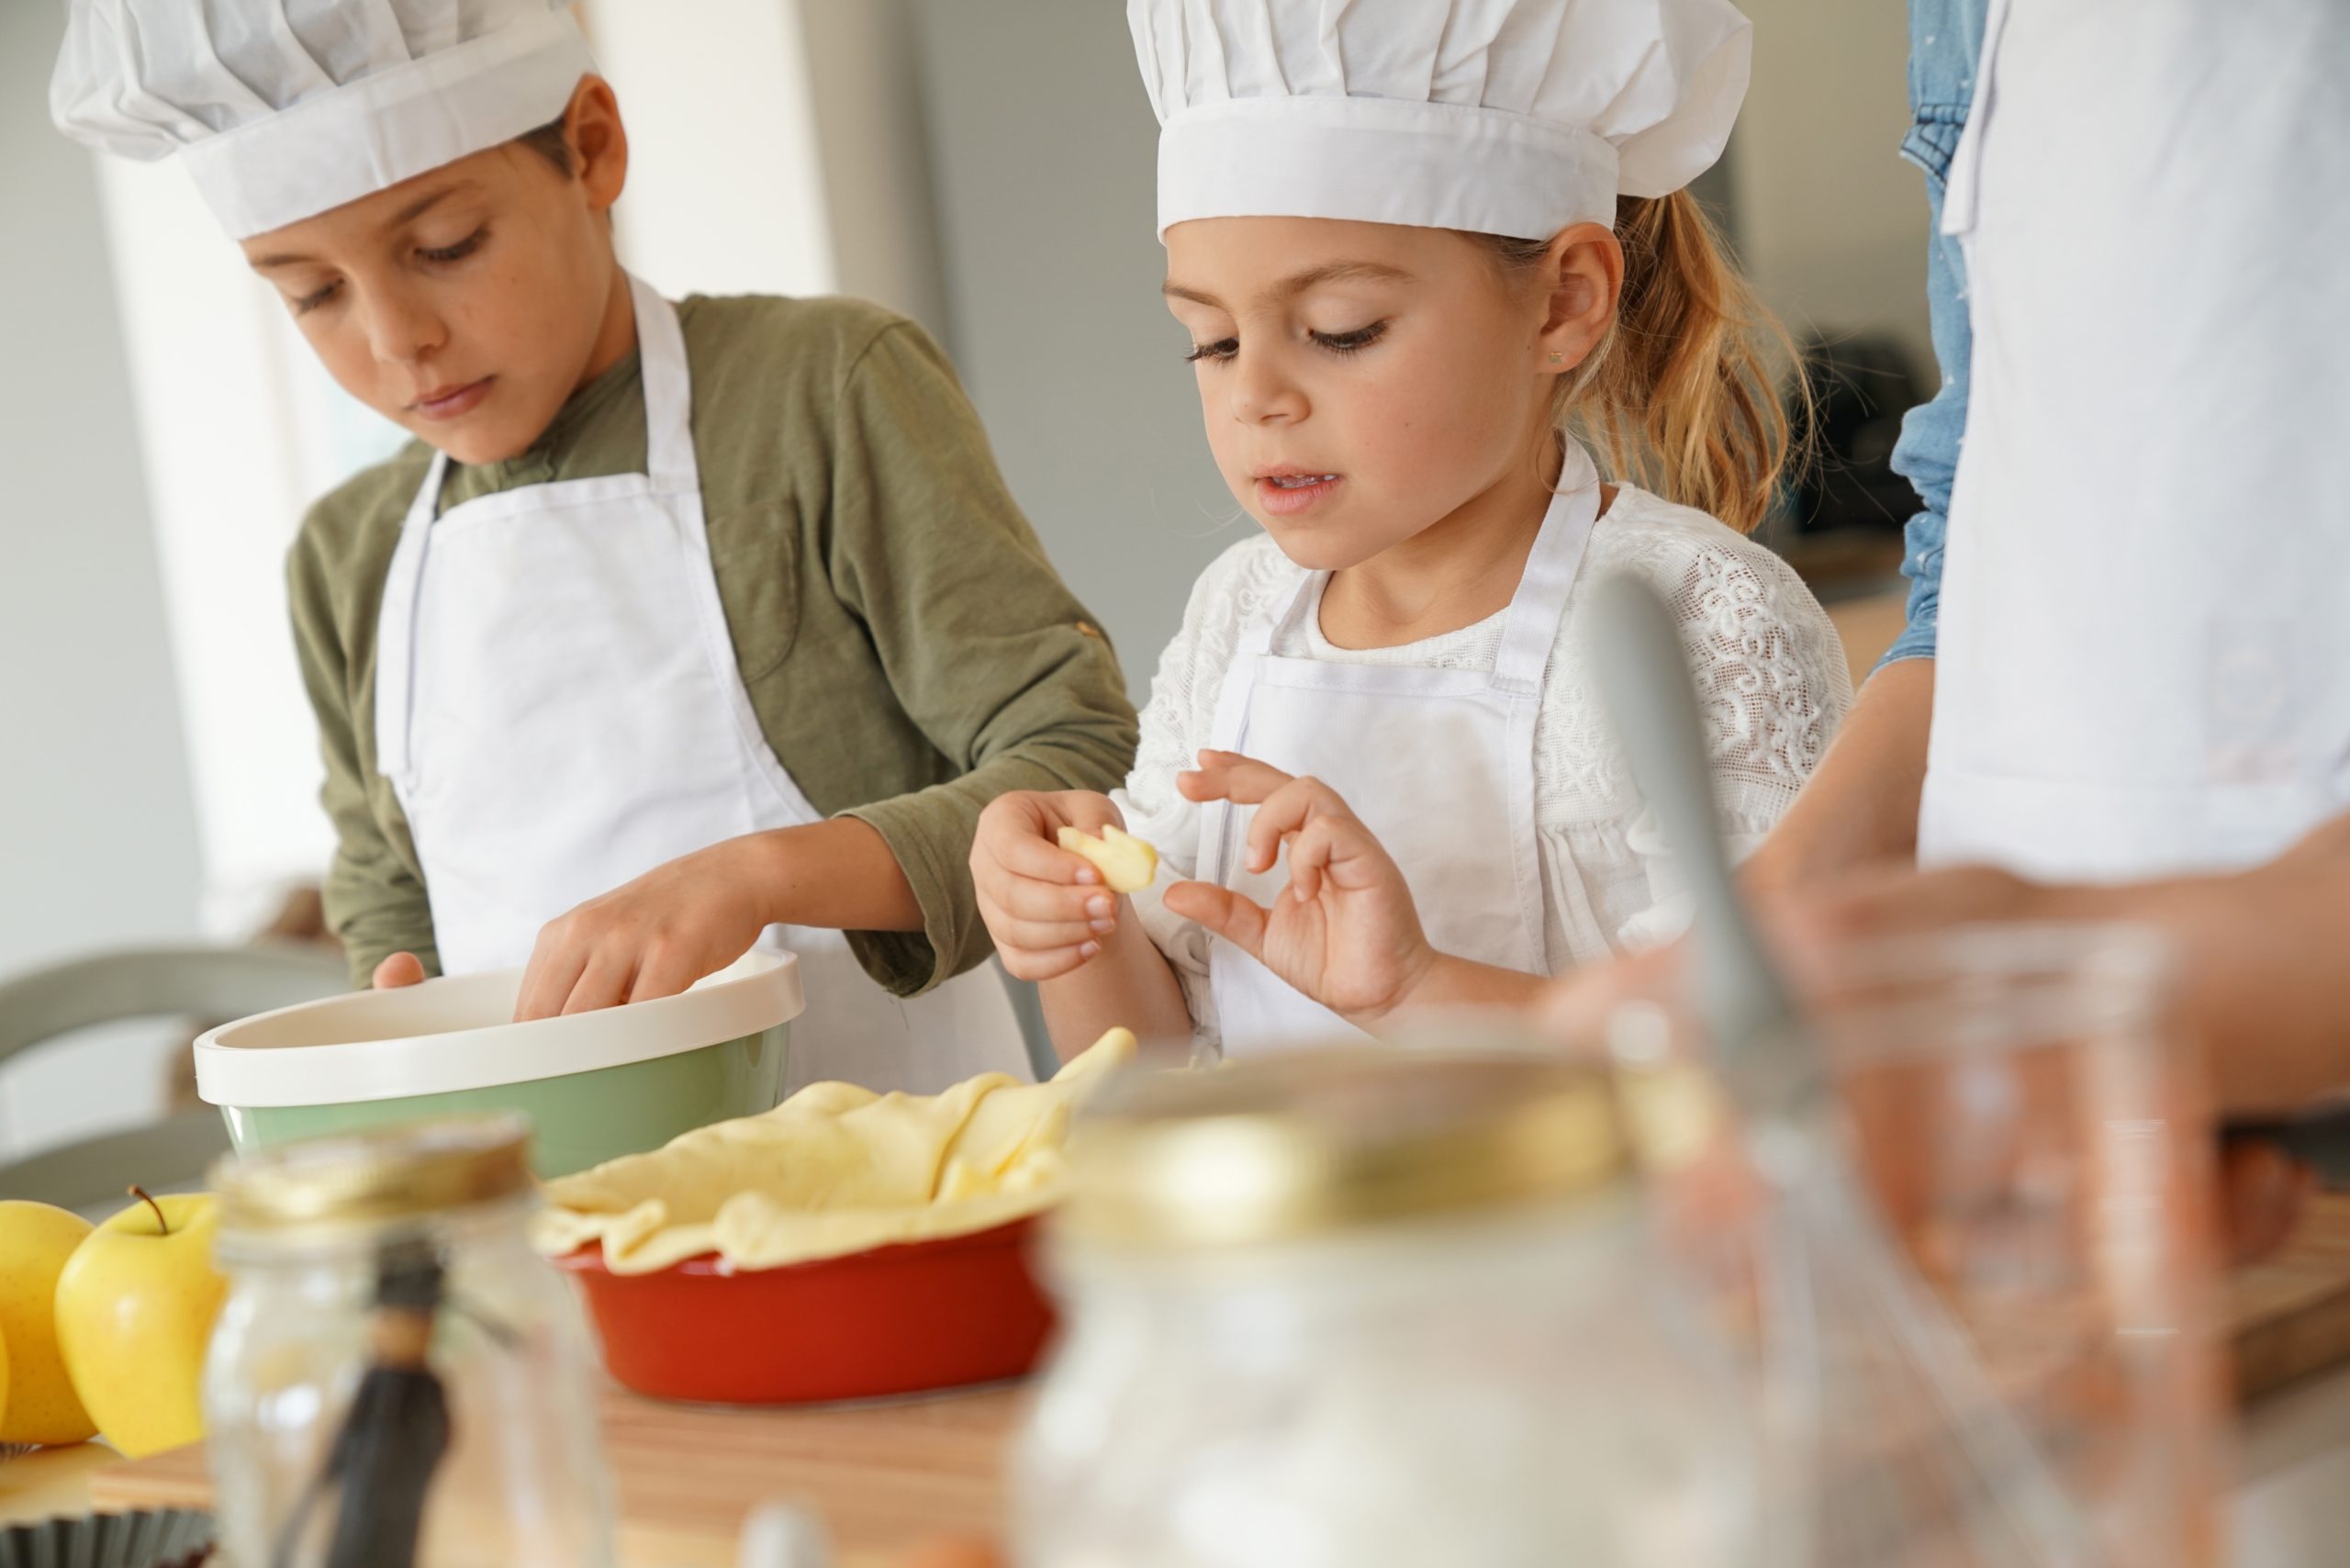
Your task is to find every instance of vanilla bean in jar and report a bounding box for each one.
[204,1115,616,1568]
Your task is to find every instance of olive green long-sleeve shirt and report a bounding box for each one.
[288,293,1136,993]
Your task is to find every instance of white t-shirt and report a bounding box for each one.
[1112,485,1854,1052]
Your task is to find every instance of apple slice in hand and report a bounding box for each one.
[1057,825,1159,894]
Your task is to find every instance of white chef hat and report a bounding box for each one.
[1129,0,1752,242]
[50,0,597,241]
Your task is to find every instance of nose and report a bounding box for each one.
[1229,346,1307,429]
[359,283,446,369]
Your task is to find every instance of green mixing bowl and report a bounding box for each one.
[194,951,802,1177]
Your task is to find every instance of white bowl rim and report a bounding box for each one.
[194,949,804,1107]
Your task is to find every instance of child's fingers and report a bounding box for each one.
[1050,791,1127,835]
[1289,816,1341,902]
[999,941,1101,982]
[561,947,640,1016]
[626,944,710,1007]
[990,874,1112,925]
[1177,751,1294,808]
[986,913,1104,951]
[1162,879,1270,960]
[514,939,590,1023]
[988,824,1102,887]
[1244,776,1360,876]
[373,951,427,989]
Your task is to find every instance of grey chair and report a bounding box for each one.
[0,945,350,1214]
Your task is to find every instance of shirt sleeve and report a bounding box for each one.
[1617,540,1855,949]
[826,322,1141,996]
[1879,6,1982,670]
[286,523,440,989]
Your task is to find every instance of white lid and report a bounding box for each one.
[195,950,803,1108]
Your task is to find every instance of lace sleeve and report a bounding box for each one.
[1612,523,1853,948]
[1673,536,1853,822]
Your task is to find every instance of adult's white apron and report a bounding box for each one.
[375,275,1031,1094]
[1195,449,1601,1057]
[1919,0,2350,881]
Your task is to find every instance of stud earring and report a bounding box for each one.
[1548,351,1564,364]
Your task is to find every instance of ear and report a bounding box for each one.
[565,76,630,213]
[1533,221,1624,378]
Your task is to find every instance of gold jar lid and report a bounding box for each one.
[213,1114,533,1236]
[1060,1049,1626,1251]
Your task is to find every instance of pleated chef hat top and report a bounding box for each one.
[1129,0,1752,241]
[50,0,596,241]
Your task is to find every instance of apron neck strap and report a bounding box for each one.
[1491,443,1602,694]
[628,274,699,493]
[397,274,699,519]
[1262,442,1602,691]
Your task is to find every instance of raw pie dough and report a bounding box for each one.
[532,1029,1136,1274]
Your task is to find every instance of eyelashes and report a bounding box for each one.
[1312,322,1387,354]
[1184,320,1390,364]
[419,228,487,265]
[286,227,487,317]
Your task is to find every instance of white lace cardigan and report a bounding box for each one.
[1110,484,1855,1052]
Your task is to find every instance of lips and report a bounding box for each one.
[1252,469,1344,519]
[408,376,493,420]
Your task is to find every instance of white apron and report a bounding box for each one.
[1195,451,1601,1056]
[1919,0,2350,881]
[375,276,1031,1093]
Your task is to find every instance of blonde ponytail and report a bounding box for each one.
[1484,191,1806,537]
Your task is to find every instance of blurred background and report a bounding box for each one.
[0,0,1928,1162]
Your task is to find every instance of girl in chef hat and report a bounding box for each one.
[973,0,1853,1060]
[51,1,1139,1094]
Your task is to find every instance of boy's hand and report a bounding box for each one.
[1162,751,1437,1023]
[514,839,778,1020]
[373,952,427,989]
[971,790,1128,981]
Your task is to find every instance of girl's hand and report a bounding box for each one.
[514,838,779,1020]
[1163,751,1437,1022]
[971,790,1128,981]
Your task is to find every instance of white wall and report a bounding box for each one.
[92,157,382,944]
[1729,0,1934,375]
[582,0,950,339]
[912,0,1239,708]
[583,0,837,303]
[0,0,206,1159]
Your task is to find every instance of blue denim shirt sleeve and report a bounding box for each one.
[1878,0,1988,668]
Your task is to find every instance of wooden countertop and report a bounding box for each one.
[84,1382,1019,1568]
[31,1195,2350,1565]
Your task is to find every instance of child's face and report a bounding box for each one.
[240,84,626,466]
[1161,217,1585,572]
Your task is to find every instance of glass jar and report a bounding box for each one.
[1013,1050,1763,1568]
[204,1115,617,1568]
[1786,923,2225,1568]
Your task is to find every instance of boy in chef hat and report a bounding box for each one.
[972,0,1852,1060]
[52,0,1137,1093]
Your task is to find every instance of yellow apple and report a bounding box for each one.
[0,1199,95,1445]
[1057,824,1159,894]
[0,1316,11,1432]
[55,1189,227,1458]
